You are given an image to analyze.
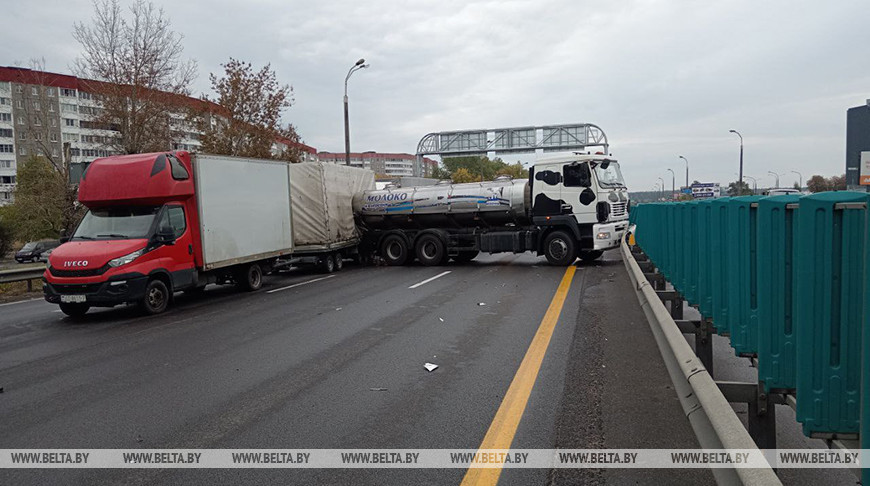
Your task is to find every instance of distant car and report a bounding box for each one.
[763,188,801,196]
[15,240,61,263]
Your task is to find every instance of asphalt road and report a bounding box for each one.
[0,251,708,485]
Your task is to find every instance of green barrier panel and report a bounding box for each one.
[756,195,801,393]
[710,197,732,335]
[683,201,700,306]
[696,200,714,318]
[795,192,869,436]
[727,196,764,357]
[663,203,676,281]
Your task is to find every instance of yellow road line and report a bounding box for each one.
[460,265,577,486]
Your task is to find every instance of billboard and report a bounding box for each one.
[691,183,721,199]
[860,151,870,185]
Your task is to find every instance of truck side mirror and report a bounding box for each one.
[157,226,176,245]
[59,229,70,244]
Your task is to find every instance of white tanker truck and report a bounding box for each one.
[352,153,629,266]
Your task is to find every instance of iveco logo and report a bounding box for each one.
[64,261,89,267]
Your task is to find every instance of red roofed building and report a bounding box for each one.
[0,66,317,204]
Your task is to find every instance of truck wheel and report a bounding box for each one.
[334,253,343,271]
[580,250,604,262]
[141,279,170,315]
[453,250,479,263]
[59,303,90,318]
[237,263,264,291]
[320,254,336,273]
[415,234,446,266]
[544,231,577,266]
[381,234,409,266]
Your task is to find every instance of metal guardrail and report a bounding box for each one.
[621,235,781,485]
[0,266,46,289]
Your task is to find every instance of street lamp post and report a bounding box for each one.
[791,170,803,190]
[666,168,675,200]
[744,175,757,194]
[767,171,782,188]
[344,58,369,166]
[679,155,689,189]
[729,129,744,188]
[657,177,665,201]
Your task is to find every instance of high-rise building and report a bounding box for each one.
[0,66,317,205]
[846,100,870,191]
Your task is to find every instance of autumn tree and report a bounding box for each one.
[495,162,529,179]
[73,0,197,154]
[806,175,828,193]
[9,156,81,240]
[196,59,302,162]
[727,180,752,196]
[450,168,476,183]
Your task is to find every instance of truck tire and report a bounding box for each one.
[544,231,577,266]
[381,234,409,266]
[334,252,343,271]
[320,254,336,273]
[237,263,264,290]
[580,250,604,262]
[452,250,479,263]
[59,303,90,318]
[141,279,170,315]
[415,233,446,266]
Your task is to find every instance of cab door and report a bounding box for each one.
[561,162,597,225]
[155,204,196,289]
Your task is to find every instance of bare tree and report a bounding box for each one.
[196,59,302,162]
[13,59,82,233]
[72,0,196,154]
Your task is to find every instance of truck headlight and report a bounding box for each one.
[108,248,145,268]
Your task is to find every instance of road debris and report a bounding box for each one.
[424,363,439,372]
[478,302,486,306]
[335,307,342,311]
[439,317,444,322]
[369,387,388,392]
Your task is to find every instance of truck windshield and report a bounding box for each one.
[594,161,626,188]
[73,206,160,240]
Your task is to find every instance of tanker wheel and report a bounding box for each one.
[452,250,479,263]
[543,231,576,266]
[415,234,446,266]
[320,254,336,273]
[334,252,344,271]
[237,263,264,291]
[380,234,409,266]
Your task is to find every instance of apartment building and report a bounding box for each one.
[0,66,317,205]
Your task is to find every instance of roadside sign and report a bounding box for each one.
[860,151,870,185]
[691,183,721,199]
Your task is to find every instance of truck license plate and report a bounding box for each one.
[60,295,87,303]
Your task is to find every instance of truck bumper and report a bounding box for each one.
[592,221,628,250]
[44,274,149,307]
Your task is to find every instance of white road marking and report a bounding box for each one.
[266,275,336,294]
[408,271,452,289]
[0,298,44,307]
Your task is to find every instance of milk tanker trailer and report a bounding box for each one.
[352,153,629,266]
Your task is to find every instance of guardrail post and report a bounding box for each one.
[671,296,683,320]
[26,279,32,292]
[696,319,714,377]
[749,383,777,450]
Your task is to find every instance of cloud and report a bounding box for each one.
[1,0,867,189]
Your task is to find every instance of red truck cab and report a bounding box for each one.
[44,151,202,317]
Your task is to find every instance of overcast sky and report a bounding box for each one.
[5,0,869,190]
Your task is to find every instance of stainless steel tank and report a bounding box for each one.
[353,176,531,229]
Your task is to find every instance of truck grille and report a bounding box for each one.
[49,265,109,278]
[611,202,627,218]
